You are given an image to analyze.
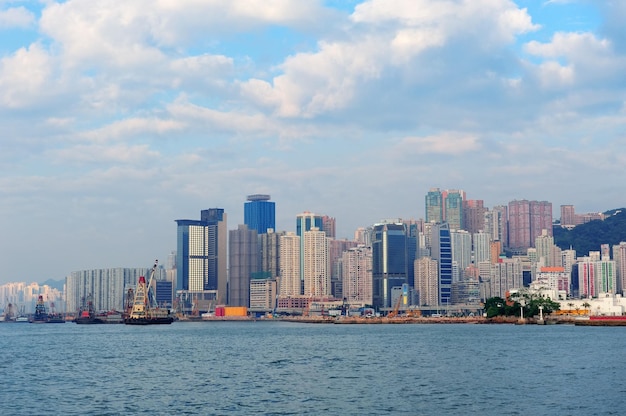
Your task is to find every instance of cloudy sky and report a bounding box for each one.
[1,0,624,284]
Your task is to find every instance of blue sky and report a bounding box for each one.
[1,0,625,284]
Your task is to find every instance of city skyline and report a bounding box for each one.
[1,1,625,284]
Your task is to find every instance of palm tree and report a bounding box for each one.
[582,302,591,315]
[567,302,574,314]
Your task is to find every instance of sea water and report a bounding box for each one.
[1,321,625,415]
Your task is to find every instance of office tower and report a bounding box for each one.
[451,229,471,280]
[229,224,258,307]
[244,194,275,235]
[372,221,408,308]
[259,229,284,279]
[560,205,576,228]
[425,188,443,223]
[303,227,330,297]
[278,232,300,296]
[444,190,464,231]
[415,256,438,307]
[321,215,336,239]
[176,208,227,302]
[342,245,373,305]
[463,199,487,234]
[508,200,552,251]
[473,231,491,264]
[431,222,452,306]
[612,242,626,295]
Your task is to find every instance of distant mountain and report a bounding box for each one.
[553,208,626,256]
[41,279,64,291]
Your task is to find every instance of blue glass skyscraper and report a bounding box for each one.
[372,222,408,309]
[244,194,275,234]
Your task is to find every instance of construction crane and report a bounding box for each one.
[387,296,403,318]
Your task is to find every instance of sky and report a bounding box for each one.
[1,0,625,284]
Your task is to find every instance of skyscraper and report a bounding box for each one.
[372,221,408,308]
[228,224,258,307]
[444,190,464,231]
[415,256,438,307]
[431,222,452,306]
[463,199,487,234]
[303,227,330,297]
[244,194,275,234]
[425,188,443,223]
[296,212,324,286]
[342,245,373,305]
[176,208,227,302]
[279,232,300,296]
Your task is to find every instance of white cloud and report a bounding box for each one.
[0,6,34,28]
[394,133,481,156]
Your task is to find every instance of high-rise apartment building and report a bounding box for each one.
[463,199,487,234]
[259,229,284,279]
[472,231,491,264]
[296,212,324,283]
[278,232,301,296]
[451,229,472,280]
[508,200,552,251]
[487,258,523,299]
[229,224,258,307]
[415,256,438,307]
[176,208,227,302]
[244,194,275,235]
[342,245,373,305]
[372,221,408,308]
[321,215,336,239]
[431,222,452,306]
[613,242,626,295]
[303,227,330,297]
[560,205,576,228]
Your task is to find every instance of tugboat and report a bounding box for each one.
[29,296,49,323]
[124,260,173,325]
[74,294,102,324]
[46,302,66,323]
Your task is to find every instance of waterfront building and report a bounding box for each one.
[175,208,228,303]
[415,256,438,307]
[507,200,552,251]
[372,221,408,308]
[229,224,258,307]
[578,258,616,298]
[451,279,481,306]
[330,239,359,298]
[1,282,64,315]
[425,188,443,223]
[431,222,452,306]
[535,267,570,297]
[279,232,301,296]
[249,278,277,311]
[486,258,523,299]
[342,245,373,305]
[303,227,330,297]
[244,194,275,235]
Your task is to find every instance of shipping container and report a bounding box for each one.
[224,306,247,317]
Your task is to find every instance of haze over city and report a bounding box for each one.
[1,1,624,284]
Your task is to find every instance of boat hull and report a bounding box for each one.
[124,316,174,325]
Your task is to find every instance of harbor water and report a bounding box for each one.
[1,321,625,415]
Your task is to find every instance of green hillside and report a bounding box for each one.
[553,208,626,256]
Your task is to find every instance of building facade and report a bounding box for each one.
[244,194,275,235]
[228,224,258,307]
[372,221,408,308]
